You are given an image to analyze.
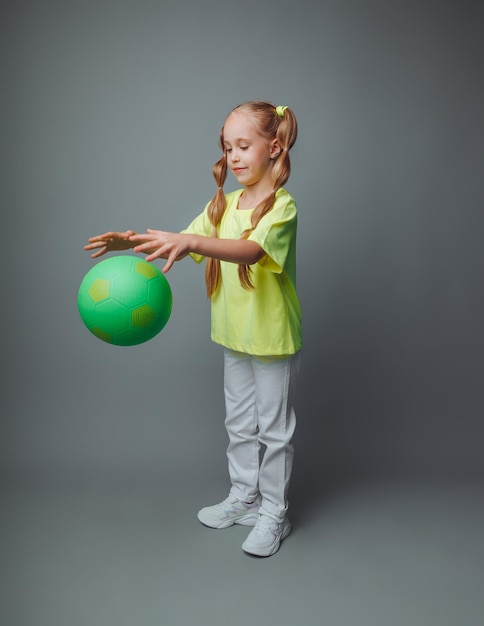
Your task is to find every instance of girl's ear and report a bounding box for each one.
[269,138,282,159]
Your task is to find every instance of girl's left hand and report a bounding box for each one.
[129,229,189,271]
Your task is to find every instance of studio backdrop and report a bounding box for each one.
[3,0,483,485]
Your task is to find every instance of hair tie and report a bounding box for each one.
[275,105,288,117]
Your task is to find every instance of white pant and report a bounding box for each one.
[223,349,301,520]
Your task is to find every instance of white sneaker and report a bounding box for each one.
[242,512,291,557]
[197,495,261,529]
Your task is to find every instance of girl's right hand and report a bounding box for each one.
[84,230,136,258]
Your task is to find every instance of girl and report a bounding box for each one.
[85,101,302,557]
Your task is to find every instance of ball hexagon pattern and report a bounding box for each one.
[78,255,172,346]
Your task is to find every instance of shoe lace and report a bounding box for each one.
[255,514,279,536]
[218,495,239,512]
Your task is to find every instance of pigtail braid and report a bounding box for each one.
[205,148,227,297]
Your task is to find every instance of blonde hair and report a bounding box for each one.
[205,101,298,297]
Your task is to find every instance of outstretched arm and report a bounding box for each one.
[130,229,265,272]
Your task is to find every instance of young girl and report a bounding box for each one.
[85,101,302,557]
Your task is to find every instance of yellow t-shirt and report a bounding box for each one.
[182,188,302,356]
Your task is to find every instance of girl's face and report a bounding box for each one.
[223,111,279,190]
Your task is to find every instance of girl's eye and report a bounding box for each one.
[224,145,248,153]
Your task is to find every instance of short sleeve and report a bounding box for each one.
[247,191,297,274]
[180,204,212,264]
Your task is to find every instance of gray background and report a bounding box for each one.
[2,1,483,625]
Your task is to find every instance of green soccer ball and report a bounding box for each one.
[78,255,172,346]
